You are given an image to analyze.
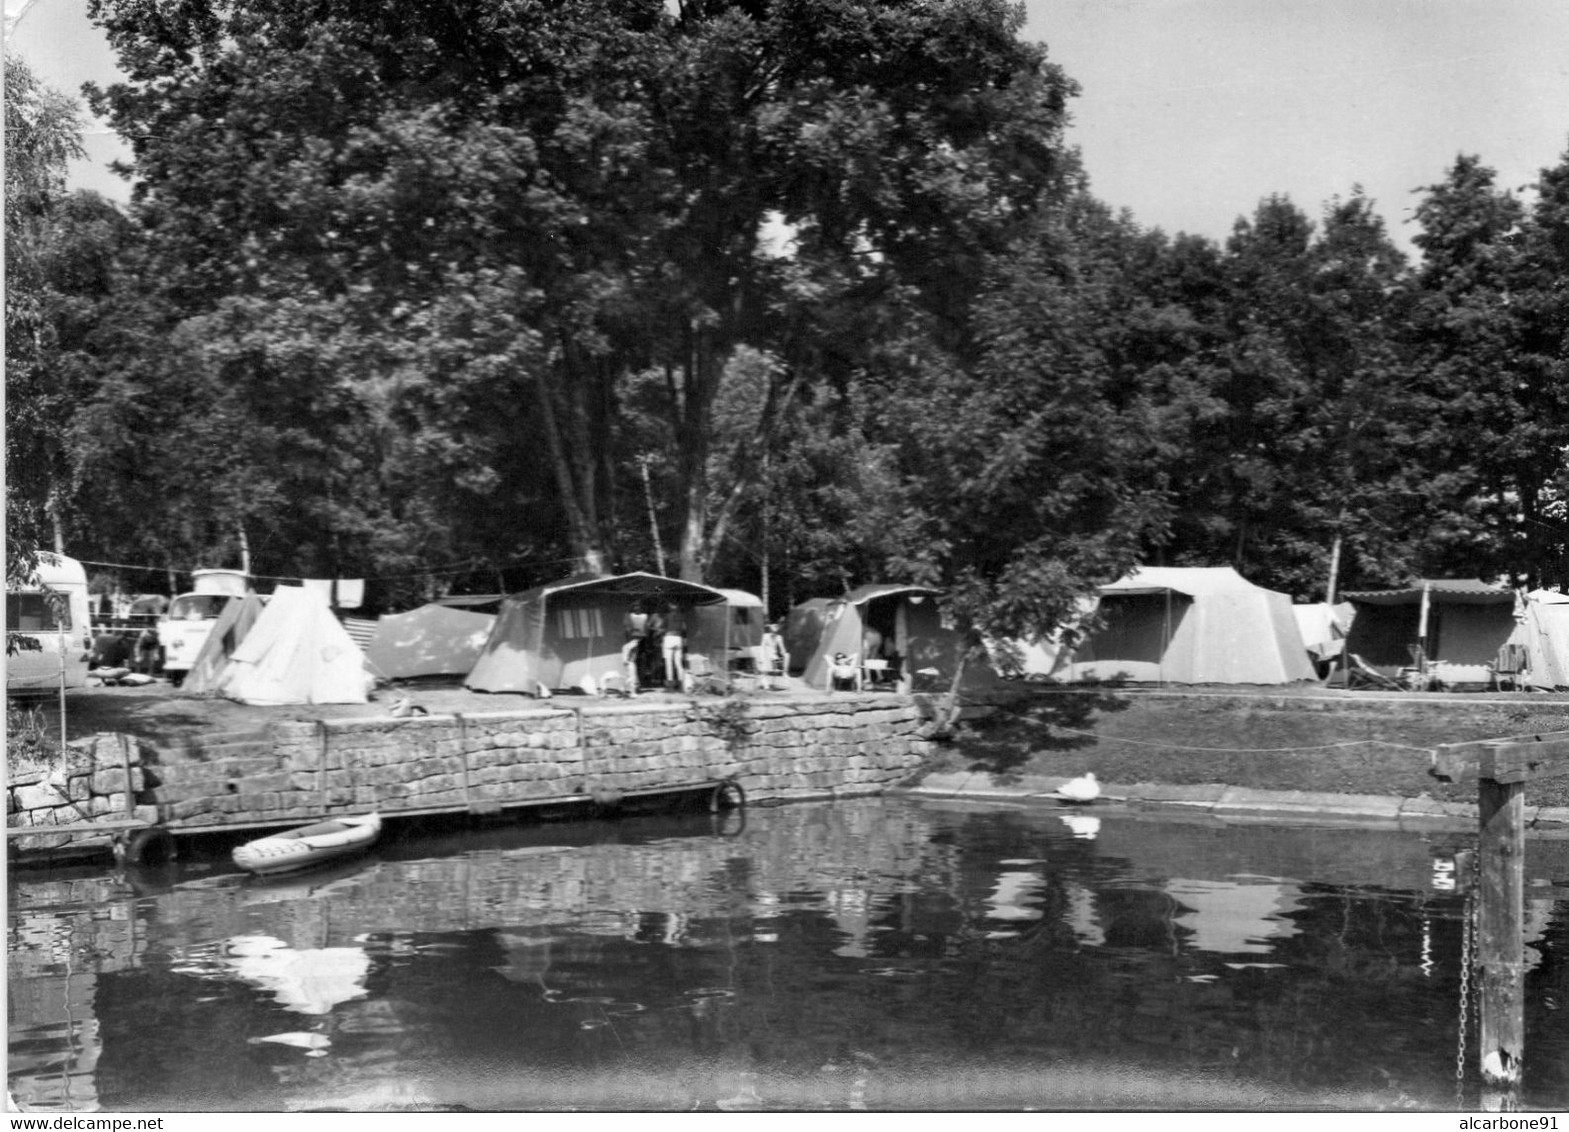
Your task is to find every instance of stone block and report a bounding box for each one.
[15,782,64,811]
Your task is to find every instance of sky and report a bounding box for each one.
[7,0,1569,254]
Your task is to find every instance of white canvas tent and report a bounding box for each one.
[182,592,268,694]
[465,572,727,696]
[365,604,496,680]
[217,585,370,705]
[1061,566,1316,685]
[1514,590,1569,690]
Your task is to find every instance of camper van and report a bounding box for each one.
[157,568,254,684]
[6,553,93,694]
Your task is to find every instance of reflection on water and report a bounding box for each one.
[9,797,1569,1112]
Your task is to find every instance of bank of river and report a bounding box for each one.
[10,685,1569,867]
[938,688,1569,815]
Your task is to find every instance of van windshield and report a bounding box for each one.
[6,593,70,632]
[169,595,229,621]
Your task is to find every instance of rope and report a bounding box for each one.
[958,691,1434,757]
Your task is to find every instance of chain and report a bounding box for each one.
[1455,857,1479,1109]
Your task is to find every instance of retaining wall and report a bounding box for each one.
[7,696,941,861]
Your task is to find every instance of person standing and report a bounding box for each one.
[661,604,687,690]
[622,604,651,692]
[760,622,789,690]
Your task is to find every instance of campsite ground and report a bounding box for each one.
[30,677,1569,810]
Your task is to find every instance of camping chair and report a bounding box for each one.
[828,654,861,692]
[861,657,898,691]
[1490,643,1530,691]
[1346,653,1404,691]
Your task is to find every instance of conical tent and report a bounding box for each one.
[1064,566,1315,685]
[217,585,369,705]
[465,572,727,695]
[182,593,268,694]
[365,604,496,680]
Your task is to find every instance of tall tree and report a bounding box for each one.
[5,54,86,584]
[85,0,1079,583]
[1403,153,1567,587]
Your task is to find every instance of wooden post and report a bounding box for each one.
[1476,771,1525,1095]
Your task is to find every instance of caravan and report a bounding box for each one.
[6,553,94,694]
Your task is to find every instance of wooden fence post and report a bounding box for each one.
[1476,771,1525,1096]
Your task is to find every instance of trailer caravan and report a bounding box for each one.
[6,553,93,694]
[157,568,254,684]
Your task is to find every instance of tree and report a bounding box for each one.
[872,194,1178,651]
[1402,152,1567,588]
[85,0,1080,584]
[5,54,86,586]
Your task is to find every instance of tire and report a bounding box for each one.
[710,778,746,813]
[124,826,177,866]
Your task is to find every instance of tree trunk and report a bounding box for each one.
[533,358,611,577]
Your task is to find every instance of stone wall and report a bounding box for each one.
[7,696,939,860]
[6,734,157,856]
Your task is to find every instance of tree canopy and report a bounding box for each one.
[5,4,1564,642]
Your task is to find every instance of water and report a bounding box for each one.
[9,796,1569,1112]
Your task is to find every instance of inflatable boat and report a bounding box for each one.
[233,813,381,876]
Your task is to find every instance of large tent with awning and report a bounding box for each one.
[1059,566,1316,685]
[364,603,497,681]
[217,585,369,705]
[464,572,728,696]
[1341,579,1517,683]
[798,584,1000,692]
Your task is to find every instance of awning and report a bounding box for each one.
[1342,579,1514,606]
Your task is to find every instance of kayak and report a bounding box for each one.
[233,813,381,876]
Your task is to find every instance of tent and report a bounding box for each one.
[181,592,267,694]
[364,603,496,681]
[1517,590,1569,690]
[1341,579,1517,684]
[782,598,834,675]
[217,585,370,705]
[1060,566,1316,685]
[799,584,1000,692]
[687,588,765,674]
[465,572,728,696]
[1292,601,1355,676]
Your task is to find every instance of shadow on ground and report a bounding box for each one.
[956,685,1131,782]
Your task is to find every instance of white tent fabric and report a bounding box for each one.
[1292,601,1354,663]
[218,585,370,705]
[1516,590,1569,690]
[1063,566,1316,685]
[365,604,496,680]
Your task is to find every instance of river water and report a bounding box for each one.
[9,796,1569,1112]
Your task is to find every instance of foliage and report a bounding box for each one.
[8,5,1564,650]
[5,54,85,586]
